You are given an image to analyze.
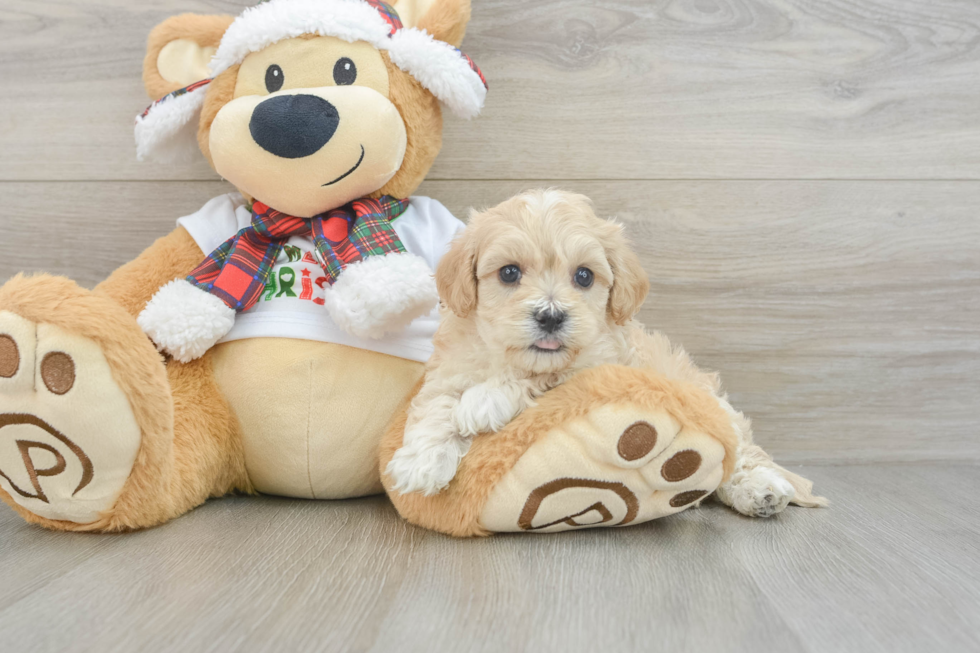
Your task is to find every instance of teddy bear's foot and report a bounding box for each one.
[0,274,194,532]
[0,310,142,524]
[480,404,728,533]
[380,366,742,537]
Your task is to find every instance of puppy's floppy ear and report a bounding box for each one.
[143,14,234,101]
[603,222,650,325]
[436,226,478,318]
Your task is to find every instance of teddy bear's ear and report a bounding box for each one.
[143,14,235,101]
[396,0,471,47]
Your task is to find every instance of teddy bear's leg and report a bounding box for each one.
[380,366,747,536]
[0,274,249,532]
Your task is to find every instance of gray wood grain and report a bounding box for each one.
[0,465,977,653]
[1,179,976,464]
[429,180,980,465]
[2,0,980,181]
[2,1,979,651]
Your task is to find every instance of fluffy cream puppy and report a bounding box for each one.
[386,190,800,517]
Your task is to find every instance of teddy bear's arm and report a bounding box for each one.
[95,226,205,319]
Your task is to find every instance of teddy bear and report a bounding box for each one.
[0,0,820,535]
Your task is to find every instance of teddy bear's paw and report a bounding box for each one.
[479,405,728,533]
[715,463,795,518]
[324,253,438,340]
[137,279,236,363]
[0,311,142,524]
[386,433,472,496]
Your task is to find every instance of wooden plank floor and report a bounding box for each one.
[1,1,978,651]
[1,465,978,653]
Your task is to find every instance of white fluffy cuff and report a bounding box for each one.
[137,279,236,363]
[135,85,208,164]
[324,253,438,339]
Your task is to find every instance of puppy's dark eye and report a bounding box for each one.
[574,267,594,288]
[499,265,522,285]
[333,58,357,85]
[265,65,284,93]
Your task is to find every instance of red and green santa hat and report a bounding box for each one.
[136,0,488,162]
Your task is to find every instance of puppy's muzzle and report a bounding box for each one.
[534,308,567,334]
[250,94,340,159]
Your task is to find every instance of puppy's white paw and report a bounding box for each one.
[386,436,471,496]
[454,383,524,437]
[718,465,796,518]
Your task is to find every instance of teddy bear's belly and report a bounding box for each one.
[211,338,423,499]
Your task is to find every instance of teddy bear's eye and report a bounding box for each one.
[265,65,284,93]
[333,58,357,86]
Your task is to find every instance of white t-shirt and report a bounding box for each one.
[176,193,465,362]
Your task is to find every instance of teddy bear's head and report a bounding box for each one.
[136,0,485,218]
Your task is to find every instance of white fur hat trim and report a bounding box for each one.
[134,81,209,163]
[135,0,487,162]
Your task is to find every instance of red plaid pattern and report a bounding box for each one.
[455,49,488,90]
[364,0,403,34]
[187,196,409,312]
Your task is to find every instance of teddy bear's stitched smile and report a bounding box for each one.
[322,145,366,187]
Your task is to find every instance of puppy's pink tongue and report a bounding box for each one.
[535,339,562,350]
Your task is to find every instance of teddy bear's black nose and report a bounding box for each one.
[249,94,340,159]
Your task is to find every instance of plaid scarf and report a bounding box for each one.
[187,196,409,312]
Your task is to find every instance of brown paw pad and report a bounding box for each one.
[661,449,702,482]
[617,421,658,461]
[40,352,75,395]
[669,489,709,508]
[0,335,18,378]
[478,405,729,534]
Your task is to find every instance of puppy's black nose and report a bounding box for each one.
[534,308,567,333]
[249,94,340,159]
